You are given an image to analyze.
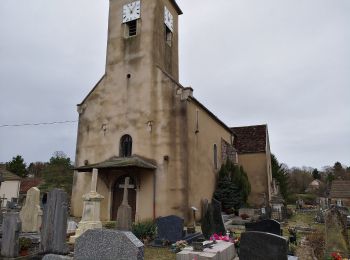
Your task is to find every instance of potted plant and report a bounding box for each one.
[19,237,32,256]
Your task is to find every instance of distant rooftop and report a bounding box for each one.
[330,180,350,199]
[0,165,22,181]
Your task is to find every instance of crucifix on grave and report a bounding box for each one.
[120,177,135,206]
[69,168,104,243]
[116,177,135,231]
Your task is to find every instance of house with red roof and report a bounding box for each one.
[231,125,273,207]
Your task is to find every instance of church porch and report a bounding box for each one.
[75,155,157,222]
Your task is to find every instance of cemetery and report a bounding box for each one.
[0,174,349,260]
[0,0,349,259]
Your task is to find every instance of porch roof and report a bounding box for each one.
[75,155,157,172]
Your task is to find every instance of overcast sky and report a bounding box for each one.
[0,0,349,169]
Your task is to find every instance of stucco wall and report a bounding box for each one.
[0,180,20,207]
[237,153,269,207]
[186,100,232,221]
[71,0,187,221]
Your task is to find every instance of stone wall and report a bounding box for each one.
[221,139,237,164]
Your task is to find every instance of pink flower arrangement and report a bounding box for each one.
[209,233,231,242]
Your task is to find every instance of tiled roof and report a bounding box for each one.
[20,178,43,194]
[75,155,157,172]
[330,180,350,199]
[231,125,267,154]
[0,166,22,181]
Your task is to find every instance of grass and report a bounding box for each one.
[144,247,176,260]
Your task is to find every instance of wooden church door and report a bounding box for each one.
[112,175,137,221]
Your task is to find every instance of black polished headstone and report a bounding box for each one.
[156,215,184,243]
[240,231,288,260]
[211,199,226,235]
[201,199,226,239]
[245,219,281,236]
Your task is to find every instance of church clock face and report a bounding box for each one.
[164,6,174,32]
[122,1,141,23]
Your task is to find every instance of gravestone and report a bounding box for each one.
[156,215,184,243]
[1,212,21,258]
[116,177,134,231]
[43,254,73,260]
[245,219,281,236]
[74,229,144,260]
[240,231,288,260]
[20,187,43,233]
[70,168,104,242]
[201,199,226,239]
[211,199,226,235]
[324,206,349,257]
[41,189,69,254]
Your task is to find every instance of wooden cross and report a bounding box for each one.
[119,177,135,206]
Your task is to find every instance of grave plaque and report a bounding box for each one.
[156,215,184,243]
[74,229,144,260]
[245,219,281,236]
[240,231,288,260]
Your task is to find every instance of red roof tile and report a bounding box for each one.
[231,125,267,154]
[20,178,43,194]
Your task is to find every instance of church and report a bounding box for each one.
[71,0,273,223]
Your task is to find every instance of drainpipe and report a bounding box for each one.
[153,172,156,220]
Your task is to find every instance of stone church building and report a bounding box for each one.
[71,0,273,223]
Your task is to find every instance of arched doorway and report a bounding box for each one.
[112,175,137,221]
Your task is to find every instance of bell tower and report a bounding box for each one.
[72,0,187,221]
[105,0,182,81]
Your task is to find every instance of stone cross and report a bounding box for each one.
[91,168,98,192]
[119,177,134,206]
[69,168,104,243]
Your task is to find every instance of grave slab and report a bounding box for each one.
[177,240,235,260]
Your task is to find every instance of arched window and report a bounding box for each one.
[213,144,218,170]
[120,135,132,157]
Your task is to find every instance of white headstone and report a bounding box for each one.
[69,168,104,243]
[19,187,43,233]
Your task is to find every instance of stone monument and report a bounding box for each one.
[116,177,134,231]
[74,229,144,260]
[240,231,288,260]
[19,187,43,233]
[1,212,21,258]
[70,168,104,243]
[41,189,69,254]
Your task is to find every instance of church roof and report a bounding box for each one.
[231,125,267,154]
[330,180,350,199]
[75,155,157,172]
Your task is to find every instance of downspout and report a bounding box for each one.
[153,171,156,220]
